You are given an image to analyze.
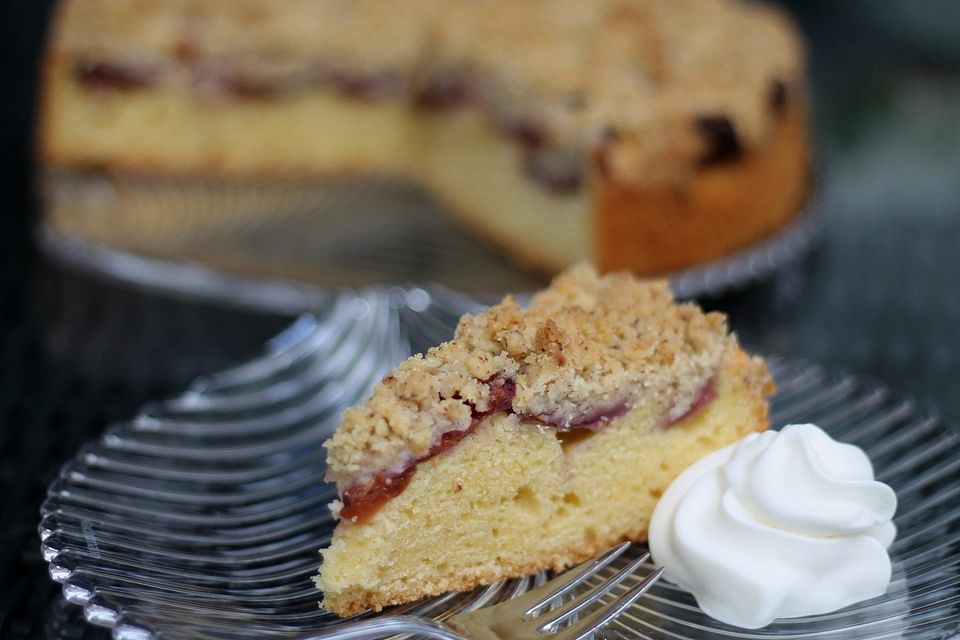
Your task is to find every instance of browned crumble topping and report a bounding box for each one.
[325,265,751,489]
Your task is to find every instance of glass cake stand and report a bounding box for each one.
[38,171,822,311]
[39,289,960,640]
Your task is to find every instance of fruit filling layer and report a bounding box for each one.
[339,375,717,524]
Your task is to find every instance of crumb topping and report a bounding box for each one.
[325,265,742,489]
[53,0,805,187]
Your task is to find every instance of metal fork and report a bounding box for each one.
[303,542,663,640]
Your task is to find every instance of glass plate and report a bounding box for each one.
[38,171,821,310]
[39,290,959,639]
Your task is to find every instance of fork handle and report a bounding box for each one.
[297,616,469,640]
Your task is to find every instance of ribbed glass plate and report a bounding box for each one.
[38,171,821,310]
[39,289,960,639]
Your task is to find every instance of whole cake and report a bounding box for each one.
[40,0,810,276]
[316,265,774,616]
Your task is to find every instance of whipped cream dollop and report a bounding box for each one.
[649,423,897,629]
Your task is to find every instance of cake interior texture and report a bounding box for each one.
[316,265,773,616]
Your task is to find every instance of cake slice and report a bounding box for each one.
[316,265,773,616]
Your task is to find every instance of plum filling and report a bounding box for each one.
[664,378,716,427]
[521,402,629,431]
[327,70,405,101]
[194,68,287,100]
[511,120,550,150]
[74,61,154,90]
[338,467,416,525]
[473,374,518,419]
[338,374,718,523]
[415,73,475,110]
[523,151,583,195]
[695,115,742,166]
[769,79,788,114]
[72,58,404,101]
[508,120,584,195]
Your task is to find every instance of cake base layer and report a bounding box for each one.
[316,349,769,616]
[41,58,810,276]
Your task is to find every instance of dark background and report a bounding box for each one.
[2,1,958,637]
